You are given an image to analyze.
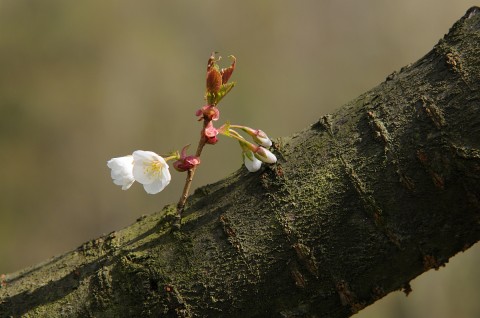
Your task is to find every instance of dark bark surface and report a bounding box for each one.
[1,7,480,318]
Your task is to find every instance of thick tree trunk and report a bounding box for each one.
[2,7,480,318]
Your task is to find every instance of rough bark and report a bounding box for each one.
[1,7,480,318]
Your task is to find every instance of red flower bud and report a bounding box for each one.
[173,145,201,172]
[206,68,222,94]
[206,52,222,94]
[174,156,201,172]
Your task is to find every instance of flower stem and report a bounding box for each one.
[174,119,209,229]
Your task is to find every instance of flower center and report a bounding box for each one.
[146,160,164,176]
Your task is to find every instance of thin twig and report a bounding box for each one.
[173,119,209,229]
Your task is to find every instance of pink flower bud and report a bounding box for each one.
[195,105,220,121]
[239,126,272,148]
[204,121,219,144]
[254,146,277,164]
[253,129,272,148]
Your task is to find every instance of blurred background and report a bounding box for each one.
[0,0,478,316]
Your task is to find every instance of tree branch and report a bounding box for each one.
[1,7,480,318]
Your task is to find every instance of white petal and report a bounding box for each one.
[132,161,154,184]
[258,136,272,148]
[162,164,172,183]
[254,131,272,148]
[243,152,262,172]
[107,155,135,190]
[120,179,135,190]
[107,155,132,170]
[143,177,169,194]
[264,151,277,163]
[132,150,160,162]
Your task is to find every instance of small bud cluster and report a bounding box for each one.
[198,52,276,172]
[218,123,276,172]
[107,53,277,199]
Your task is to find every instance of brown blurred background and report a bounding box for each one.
[0,1,478,317]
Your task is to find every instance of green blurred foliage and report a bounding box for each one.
[0,1,478,316]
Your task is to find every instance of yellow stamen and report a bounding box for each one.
[145,160,164,176]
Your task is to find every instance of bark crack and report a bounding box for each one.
[218,214,261,282]
[273,208,321,286]
[417,96,447,130]
[318,115,402,248]
[366,110,415,191]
